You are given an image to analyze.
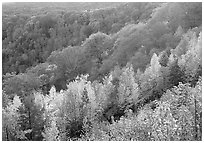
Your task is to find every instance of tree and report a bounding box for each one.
[158,50,169,67]
[167,59,184,88]
[150,101,178,141]
[83,32,112,61]
[117,64,140,111]
[82,32,113,79]
[3,73,41,99]
[80,25,94,38]
[42,119,60,141]
[109,23,152,68]
[38,14,57,38]
[19,92,45,141]
[47,46,84,91]
[191,77,202,140]
[161,80,202,140]
[182,3,202,29]
[138,53,162,103]
[130,51,149,71]
[2,95,29,141]
[42,86,61,141]
[42,76,98,140]
[178,32,202,86]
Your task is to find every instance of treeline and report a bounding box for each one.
[2,2,202,141]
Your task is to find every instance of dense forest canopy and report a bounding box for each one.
[2,2,202,141]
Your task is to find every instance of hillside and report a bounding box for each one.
[3,2,122,16]
[2,2,202,141]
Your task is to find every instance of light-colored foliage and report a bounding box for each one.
[117,64,139,105]
[2,95,28,141]
[178,32,202,84]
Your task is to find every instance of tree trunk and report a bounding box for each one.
[28,109,33,140]
[194,97,197,140]
[6,127,9,141]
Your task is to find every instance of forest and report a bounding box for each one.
[2,2,202,141]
